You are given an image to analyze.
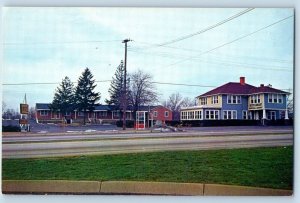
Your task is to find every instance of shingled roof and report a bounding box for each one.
[198,77,289,97]
[198,82,256,97]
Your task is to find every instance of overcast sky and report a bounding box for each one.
[2,7,294,110]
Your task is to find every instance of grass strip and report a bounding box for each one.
[2,146,293,190]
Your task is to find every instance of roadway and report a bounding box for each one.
[2,127,293,159]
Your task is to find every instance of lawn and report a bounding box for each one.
[2,146,293,189]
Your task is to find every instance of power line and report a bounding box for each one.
[128,48,292,72]
[152,82,215,88]
[160,15,293,69]
[132,41,293,64]
[2,80,112,86]
[3,40,122,45]
[144,8,254,48]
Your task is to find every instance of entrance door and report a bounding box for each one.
[136,111,145,130]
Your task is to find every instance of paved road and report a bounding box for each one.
[2,130,293,159]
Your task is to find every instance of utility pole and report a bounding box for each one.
[122,39,131,130]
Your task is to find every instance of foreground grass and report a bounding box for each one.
[2,147,293,189]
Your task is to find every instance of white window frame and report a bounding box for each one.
[99,111,107,117]
[227,95,241,104]
[201,97,207,105]
[40,110,48,116]
[267,111,276,120]
[205,110,219,120]
[113,111,120,117]
[154,111,158,117]
[251,94,261,104]
[223,110,237,120]
[242,110,248,120]
[165,111,169,118]
[78,111,85,116]
[212,95,219,104]
[268,94,283,104]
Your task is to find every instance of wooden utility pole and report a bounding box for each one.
[122,39,131,130]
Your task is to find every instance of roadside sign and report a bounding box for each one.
[19,119,29,124]
[20,104,29,114]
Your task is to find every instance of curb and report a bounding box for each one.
[2,180,292,196]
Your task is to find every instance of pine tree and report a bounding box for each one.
[106,61,131,110]
[50,76,75,118]
[75,68,101,125]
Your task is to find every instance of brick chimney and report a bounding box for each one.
[240,77,245,85]
[260,84,264,87]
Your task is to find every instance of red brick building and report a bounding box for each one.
[35,103,173,128]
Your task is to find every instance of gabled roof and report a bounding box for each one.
[198,82,256,97]
[198,81,289,98]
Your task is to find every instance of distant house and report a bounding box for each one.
[180,77,290,125]
[35,103,172,128]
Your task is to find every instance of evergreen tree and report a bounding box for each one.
[106,61,131,110]
[75,68,101,125]
[50,76,75,117]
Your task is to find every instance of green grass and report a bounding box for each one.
[2,146,293,189]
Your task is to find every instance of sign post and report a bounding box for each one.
[19,94,30,132]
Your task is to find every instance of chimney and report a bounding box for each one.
[240,77,245,85]
[260,84,264,87]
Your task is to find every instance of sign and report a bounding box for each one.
[19,119,29,124]
[249,103,263,110]
[20,104,29,114]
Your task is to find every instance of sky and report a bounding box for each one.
[2,7,294,110]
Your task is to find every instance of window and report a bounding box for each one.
[205,110,219,120]
[212,96,218,104]
[113,111,119,117]
[40,110,48,116]
[223,110,237,119]
[181,111,188,120]
[126,112,131,119]
[251,94,261,104]
[195,111,200,119]
[98,111,107,117]
[227,95,241,104]
[65,112,71,116]
[268,94,283,104]
[165,111,169,117]
[278,95,283,103]
[242,111,248,120]
[78,112,84,116]
[267,111,276,120]
[154,111,158,117]
[200,97,207,105]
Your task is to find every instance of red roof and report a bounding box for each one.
[248,86,288,94]
[198,82,288,97]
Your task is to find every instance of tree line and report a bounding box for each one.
[49,61,159,125]
[1,62,213,122]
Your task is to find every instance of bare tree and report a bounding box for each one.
[181,97,197,107]
[287,91,293,116]
[164,93,183,112]
[2,101,6,115]
[129,69,158,119]
[29,107,36,119]
[163,93,196,121]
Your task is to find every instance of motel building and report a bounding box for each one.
[35,103,172,129]
[180,77,290,125]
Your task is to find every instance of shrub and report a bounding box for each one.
[2,125,21,132]
[116,120,134,128]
